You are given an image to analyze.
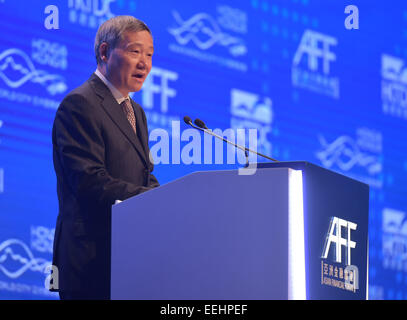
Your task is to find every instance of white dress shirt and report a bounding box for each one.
[94,69,129,105]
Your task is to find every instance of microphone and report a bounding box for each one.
[194,118,208,130]
[183,115,193,125]
[184,116,278,163]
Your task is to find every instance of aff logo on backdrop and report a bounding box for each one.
[141,83,259,173]
[315,128,383,189]
[68,0,116,28]
[134,66,256,171]
[382,208,407,272]
[141,66,178,114]
[131,66,180,133]
[321,217,359,292]
[381,54,407,120]
[230,89,273,157]
[292,29,339,99]
[168,5,248,71]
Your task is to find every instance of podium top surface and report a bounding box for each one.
[256,161,369,187]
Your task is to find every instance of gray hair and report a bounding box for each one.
[94,15,152,65]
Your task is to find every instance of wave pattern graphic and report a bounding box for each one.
[168,11,246,57]
[316,135,381,175]
[0,48,67,95]
[0,239,51,279]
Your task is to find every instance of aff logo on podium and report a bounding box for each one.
[320,217,359,292]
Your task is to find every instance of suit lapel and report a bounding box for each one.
[88,73,148,166]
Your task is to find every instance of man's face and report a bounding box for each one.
[105,30,153,95]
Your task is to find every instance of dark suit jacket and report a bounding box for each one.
[51,73,159,299]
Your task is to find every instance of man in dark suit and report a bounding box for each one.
[51,16,159,300]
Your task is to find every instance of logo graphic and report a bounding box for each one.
[168,5,248,71]
[382,54,407,83]
[68,0,116,28]
[31,38,68,70]
[230,89,273,157]
[168,10,246,56]
[316,128,383,189]
[321,217,359,292]
[30,226,54,254]
[322,217,357,265]
[0,239,51,279]
[0,227,57,298]
[316,135,381,174]
[382,208,407,272]
[381,54,407,120]
[231,89,272,123]
[292,29,339,98]
[0,48,67,95]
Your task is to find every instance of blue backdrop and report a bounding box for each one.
[0,0,406,300]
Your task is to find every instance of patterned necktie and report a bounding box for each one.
[121,98,137,134]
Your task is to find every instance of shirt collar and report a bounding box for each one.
[94,69,129,105]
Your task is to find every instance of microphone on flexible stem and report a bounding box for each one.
[183,116,278,164]
[183,115,194,126]
[193,118,209,130]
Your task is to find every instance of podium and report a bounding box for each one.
[111,162,369,300]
